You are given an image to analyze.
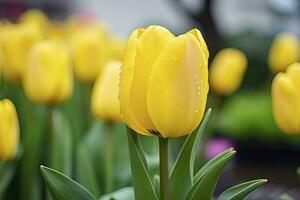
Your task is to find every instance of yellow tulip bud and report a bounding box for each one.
[108,36,126,60]
[1,24,43,83]
[272,62,300,134]
[119,25,209,138]
[47,22,66,41]
[209,48,247,96]
[268,33,300,72]
[18,9,49,32]
[23,41,73,105]
[91,61,122,123]
[70,25,109,82]
[0,99,19,161]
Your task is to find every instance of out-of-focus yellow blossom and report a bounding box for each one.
[268,32,300,72]
[18,9,49,32]
[23,41,73,105]
[91,61,122,123]
[0,99,19,162]
[119,25,209,138]
[108,36,126,60]
[1,24,43,83]
[70,25,109,82]
[272,62,300,135]
[209,48,247,96]
[47,22,66,41]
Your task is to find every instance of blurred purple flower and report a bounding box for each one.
[205,138,235,160]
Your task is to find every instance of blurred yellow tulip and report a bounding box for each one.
[209,48,247,96]
[0,99,19,161]
[1,24,43,83]
[70,25,109,82]
[120,26,209,138]
[18,9,49,32]
[91,61,122,123]
[272,62,300,135]
[23,41,73,105]
[108,36,125,60]
[268,33,300,72]
[47,22,66,41]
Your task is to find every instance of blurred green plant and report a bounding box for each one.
[217,90,300,144]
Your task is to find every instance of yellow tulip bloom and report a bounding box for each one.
[268,33,300,72]
[91,61,122,123]
[18,9,49,32]
[209,48,247,96]
[119,25,209,138]
[1,24,43,83]
[272,62,300,134]
[108,36,126,60]
[0,99,19,161]
[70,25,109,82]
[23,41,73,105]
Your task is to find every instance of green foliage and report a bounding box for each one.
[40,166,96,200]
[217,179,267,200]
[169,109,211,200]
[218,90,295,142]
[280,194,295,200]
[99,187,134,200]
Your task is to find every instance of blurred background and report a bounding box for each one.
[0,0,299,199]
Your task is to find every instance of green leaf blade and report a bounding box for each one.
[127,129,158,200]
[40,166,96,200]
[170,109,211,200]
[186,149,235,200]
[217,179,267,200]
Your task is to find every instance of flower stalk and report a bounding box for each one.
[159,137,169,200]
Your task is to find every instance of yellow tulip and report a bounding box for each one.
[0,99,19,161]
[119,25,209,138]
[70,25,109,82]
[23,41,73,105]
[268,32,300,72]
[272,62,300,134]
[1,24,43,83]
[91,61,122,123]
[18,9,49,32]
[47,22,66,41]
[108,36,125,60]
[209,48,247,96]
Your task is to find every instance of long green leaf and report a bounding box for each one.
[99,187,134,200]
[127,130,158,200]
[186,150,235,200]
[40,166,96,200]
[170,109,211,200]
[0,161,17,198]
[217,179,267,200]
[76,143,101,197]
[193,148,233,183]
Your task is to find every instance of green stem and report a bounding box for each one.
[105,123,113,193]
[159,137,169,200]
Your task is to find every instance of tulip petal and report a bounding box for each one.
[120,28,150,135]
[0,99,19,161]
[272,73,300,134]
[187,29,209,60]
[91,61,122,122]
[147,34,208,138]
[286,62,300,90]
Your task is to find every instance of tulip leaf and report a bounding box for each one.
[297,167,300,176]
[216,179,267,200]
[127,130,158,200]
[0,161,16,197]
[186,150,235,200]
[76,143,101,197]
[170,109,211,200]
[99,187,134,200]
[193,148,233,184]
[49,109,73,176]
[40,166,96,200]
